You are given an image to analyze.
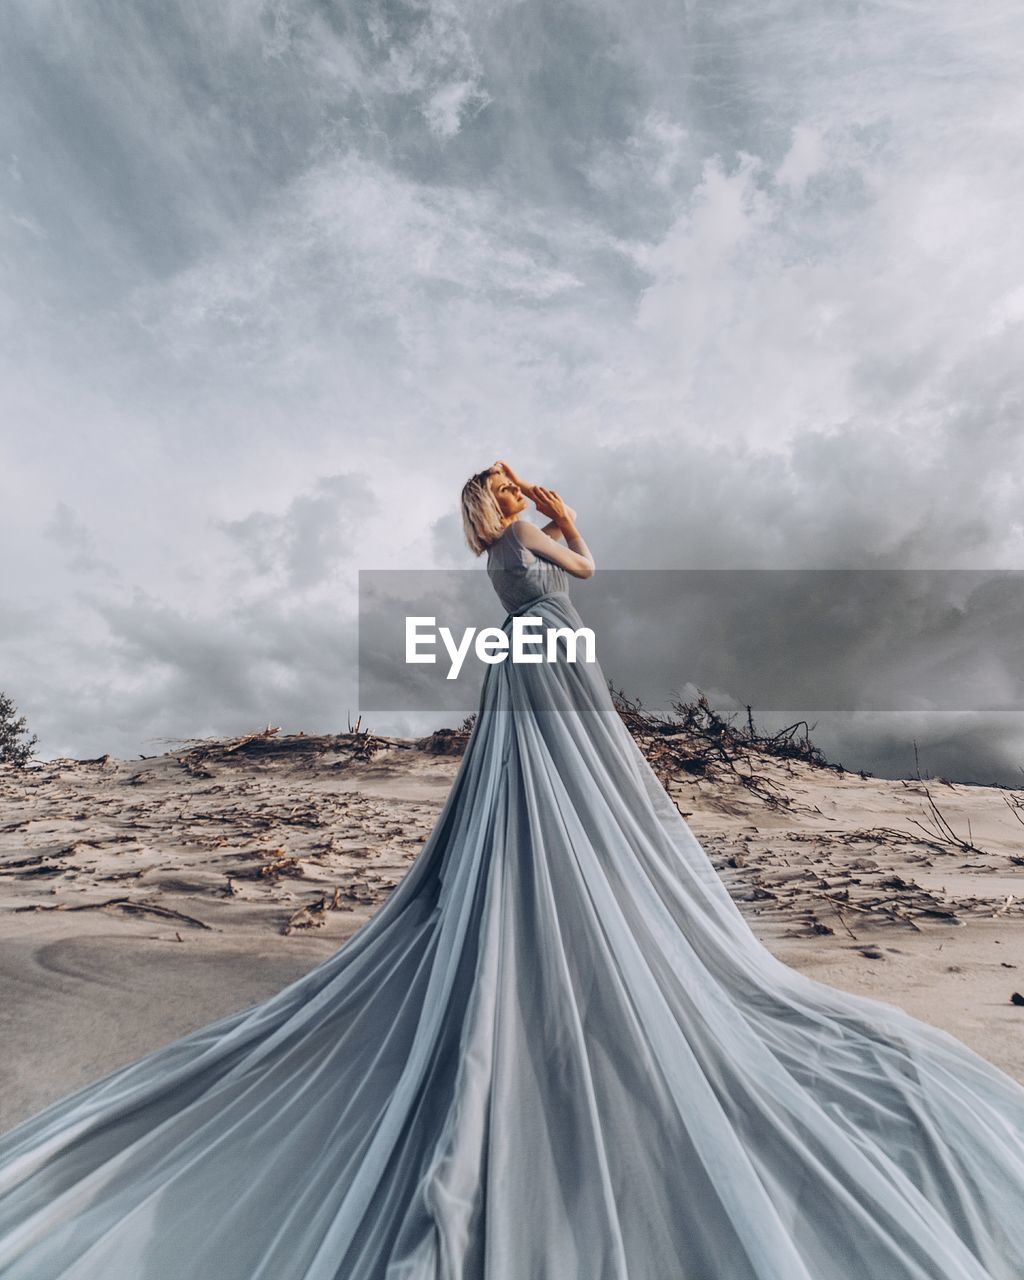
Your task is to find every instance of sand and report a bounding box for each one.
[1,728,1022,1135]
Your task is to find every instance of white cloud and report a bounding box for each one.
[775,125,825,193]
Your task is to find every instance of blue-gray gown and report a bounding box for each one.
[1,518,1024,1279]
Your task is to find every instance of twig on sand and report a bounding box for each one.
[1003,792,1024,831]
[13,896,212,929]
[905,786,985,855]
[283,886,344,934]
[828,901,858,939]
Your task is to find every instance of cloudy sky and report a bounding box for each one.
[1,0,1023,784]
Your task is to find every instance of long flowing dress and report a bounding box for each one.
[1,519,1024,1280]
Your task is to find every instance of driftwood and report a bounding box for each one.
[13,896,212,929]
[283,886,344,934]
[417,726,473,755]
[413,714,477,757]
[280,869,402,933]
[608,687,852,809]
[258,853,305,881]
[165,723,413,773]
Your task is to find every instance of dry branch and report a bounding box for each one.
[609,687,851,809]
[13,896,212,929]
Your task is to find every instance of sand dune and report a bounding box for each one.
[2,725,1022,1134]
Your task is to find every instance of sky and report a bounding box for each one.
[1,0,1023,784]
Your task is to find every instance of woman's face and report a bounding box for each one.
[487,470,527,519]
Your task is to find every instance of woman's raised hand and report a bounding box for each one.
[492,463,576,524]
[532,486,574,525]
[493,460,536,497]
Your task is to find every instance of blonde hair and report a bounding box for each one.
[461,466,507,556]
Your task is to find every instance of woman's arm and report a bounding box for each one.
[514,519,594,577]
[514,486,595,578]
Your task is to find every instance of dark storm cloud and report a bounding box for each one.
[219,473,377,589]
[81,589,359,750]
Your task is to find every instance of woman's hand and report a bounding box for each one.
[492,460,535,497]
[493,462,576,531]
[531,486,575,526]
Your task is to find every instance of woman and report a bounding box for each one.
[1,463,1023,1279]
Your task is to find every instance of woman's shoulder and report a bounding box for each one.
[486,520,536,563]
[488,520,525,548]
[506,520,542,563]
[509,519,542,540]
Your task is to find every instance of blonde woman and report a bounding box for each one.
[1,463,1024,1279]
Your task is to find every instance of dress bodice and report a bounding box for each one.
[486,521,570,615]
